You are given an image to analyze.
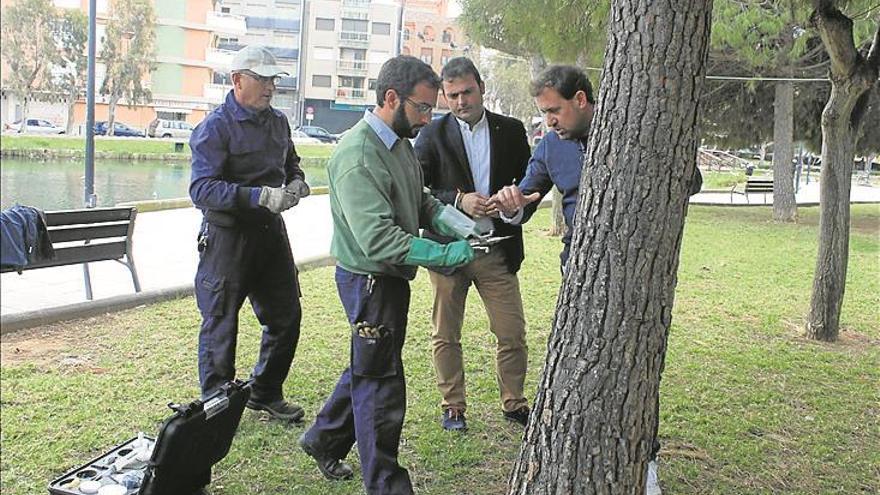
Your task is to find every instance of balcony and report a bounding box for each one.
[337,59,369,75]
[335,87,367,104]
[338,30,370,48]
[341,9,369,20]
[206,11,247,36]
[204,83,233,102]
[342,0,370,7]
[205,47,236,69]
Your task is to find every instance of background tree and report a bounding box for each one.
[483,55,536,124]
[52,9,88,135]
[0,0,59,133]
[806,2,879,342]
[100,0,156,135]
[507,0,712,494]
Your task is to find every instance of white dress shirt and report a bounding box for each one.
[456,111,493,234]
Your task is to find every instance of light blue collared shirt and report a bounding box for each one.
[364,110,399,150]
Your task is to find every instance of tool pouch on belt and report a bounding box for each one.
[350,321,398,378]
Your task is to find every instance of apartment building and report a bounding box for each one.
[401,0,468,78]
[300,0,401,133]
[1,0,219,129]
[207,0,305,123]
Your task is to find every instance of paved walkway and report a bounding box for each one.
[1,182,877,322]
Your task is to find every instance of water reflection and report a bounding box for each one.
[0,158,328,210]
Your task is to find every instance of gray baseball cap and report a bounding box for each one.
[230,45,289,77]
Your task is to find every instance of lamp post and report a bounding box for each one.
[84,0,97,208]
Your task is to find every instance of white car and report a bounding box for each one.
[148,119,194,138]
[291,129,322,145]
[4,118,65,134]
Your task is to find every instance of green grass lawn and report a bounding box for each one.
[0,135,335,159]
[1,206,878,494]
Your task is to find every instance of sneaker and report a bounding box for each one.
[645,460,662,495]
[298,434,354,481]
[441,408,467,431]
[245,397,305,423]
[502,406,529,427]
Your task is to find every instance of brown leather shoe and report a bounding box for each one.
[502,406,529,427]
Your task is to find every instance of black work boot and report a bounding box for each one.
[298,434,354,481]
[245,397,305,423]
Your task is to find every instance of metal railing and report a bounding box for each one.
[337,59,369,74]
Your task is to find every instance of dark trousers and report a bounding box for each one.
[303,266,413,495]
[194,215,302,400]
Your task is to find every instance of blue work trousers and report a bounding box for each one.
[304,266,413,495]
[194,214,302,401]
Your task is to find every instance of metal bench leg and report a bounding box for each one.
[126,254,141,293]
[83,262,94,300]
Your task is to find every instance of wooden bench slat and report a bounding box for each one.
[45,207,134,226]
[48,222,130,243]
[24,241,128,270]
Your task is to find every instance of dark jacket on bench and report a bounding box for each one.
[1,204,55,272]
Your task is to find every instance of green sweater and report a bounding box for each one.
[329,119,443,280]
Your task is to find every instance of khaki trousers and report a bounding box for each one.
[428,249,528,413]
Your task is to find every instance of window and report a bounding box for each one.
[420,47,433,65]
[442,29,453,44]
[312,75,332,87]
[342,19,369,33]
[368,79,377,90]
[315,18,335,31]
[372,22,391,35]
[221,6,231,13]
[313,47,334,60]
[403,28,410,41]
[338,76,363,89]
[441,50,452,66]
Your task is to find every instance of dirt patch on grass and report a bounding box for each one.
[1,316,110,368]
[797,212,880,235]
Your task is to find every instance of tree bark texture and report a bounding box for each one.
[550,186,567,237]
[807,7,879,342]
[772,81,797,222]
[507,0,712,493]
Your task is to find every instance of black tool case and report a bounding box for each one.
[48,380,251,495]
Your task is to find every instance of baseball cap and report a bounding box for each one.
[230,45,289,77]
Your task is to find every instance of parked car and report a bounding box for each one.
[4,119,65,134]
[298,125,337,143]
[291,129,322,145]
[148,118,194,139]
[94,121,145,137]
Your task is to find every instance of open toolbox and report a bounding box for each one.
[48,379,251,495]
[48,435,156,495]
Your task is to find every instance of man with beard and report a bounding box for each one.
[299,55,475,495]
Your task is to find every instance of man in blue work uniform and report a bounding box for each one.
[189,45,310,422]
[298,55,475,494]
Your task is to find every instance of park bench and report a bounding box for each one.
[730,177,774,204]
[0,206,141,300]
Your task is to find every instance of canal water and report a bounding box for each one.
[0,157,329,210]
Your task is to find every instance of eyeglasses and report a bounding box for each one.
[405,98,434,115]
[239,70,281,86]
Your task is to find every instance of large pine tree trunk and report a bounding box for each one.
[806,7,879,342]
[507,0,713,493]
[772,81,797,222]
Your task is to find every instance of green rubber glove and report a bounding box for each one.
[404,237,475,267]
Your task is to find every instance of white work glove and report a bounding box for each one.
[285,178,310,204]
[258,185,298,214]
